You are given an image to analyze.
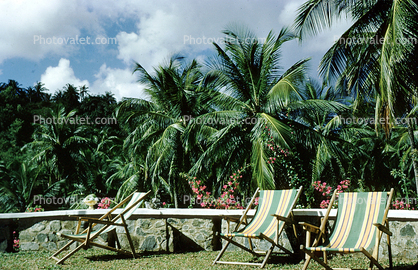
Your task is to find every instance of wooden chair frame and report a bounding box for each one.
[300,188,394,270]
[50,190,151,264]
[213,186,303,268]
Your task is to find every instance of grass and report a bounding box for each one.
[0,249,416,270]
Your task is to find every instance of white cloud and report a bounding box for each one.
[41,58,89,93]
[91,64,145,101]
[114,0,296,72]
[278,0,305,26]
[3,0,355,99]
[0,0,106,64]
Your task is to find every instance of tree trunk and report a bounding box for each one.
[407,120,418,195]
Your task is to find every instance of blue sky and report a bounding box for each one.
[0,0,351,101]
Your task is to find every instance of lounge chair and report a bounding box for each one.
[300,188,394,270]
[50,190,151,264]
[213,186,303,268]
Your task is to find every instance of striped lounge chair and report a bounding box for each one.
[300,189,394,270]
[50,190,151,264]
[213,186,303,268]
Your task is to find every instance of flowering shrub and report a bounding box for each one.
[391,169,416,210]
[25,205,44,212]
[161,202,172,208]
[97,197,112,209]
[13,231,19,251]
[313,180,351,208]
[262,125,305,191]
[185,164,252,209]
[392,200,415,210]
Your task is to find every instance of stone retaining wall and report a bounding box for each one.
[9,217,216,254]
[1,209,418,262]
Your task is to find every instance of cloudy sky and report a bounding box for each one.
[0,0,351,101]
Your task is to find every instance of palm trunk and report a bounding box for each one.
[173,183,178,208]
[407,120,418,195]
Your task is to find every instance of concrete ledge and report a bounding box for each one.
[1,208,418,259]
[1,208,417,221]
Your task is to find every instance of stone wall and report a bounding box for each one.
[12,217,217,254]
[1,209,418,262]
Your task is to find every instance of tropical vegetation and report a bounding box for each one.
[1,0,417,212]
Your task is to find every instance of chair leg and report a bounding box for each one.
[125,228,136,258]
[50,240,76,258]
[260,243,275,268]
[248,237,254,251]
[305,231,311,261]
[301,246,333,270]
[387,227,393,269]
[56,242,85,264]
[361,247,384,270]
[302,255,312,270]
[212,238,231,265]
[114,230,121,250]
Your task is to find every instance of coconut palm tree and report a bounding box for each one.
[25,106,89,193]
[116,56,209,207]
[294,0,418,192]
[186,26,346,192]
[0,160,41,212]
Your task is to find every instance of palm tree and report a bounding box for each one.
[116,56,208,207]
[294,0,418,192]
[186,26,345,192]
[79,85,89,102]
[0,160,41,212]
[25,106,89,193]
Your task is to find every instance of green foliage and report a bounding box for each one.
[1,17,418,212]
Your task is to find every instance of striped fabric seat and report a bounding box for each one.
[51,190,151,265]
[301,189,394,270]
[307,192,387,253]
[222,189,299,240]
[214,187,303,268]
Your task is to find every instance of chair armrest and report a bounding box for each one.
[221,215,248,225]
[299,222,321,234]
[73,216,124,226]
[68,216,103,222]
[373,223,392,236]
[272,214,294,224]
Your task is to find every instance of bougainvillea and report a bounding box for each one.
[97,197,112,209]
[13,231,19,251]
[313,179,350,208]
[25,205,44,212]
[185,164,254,209]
